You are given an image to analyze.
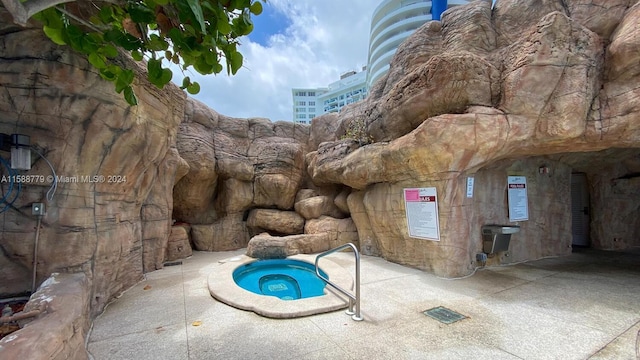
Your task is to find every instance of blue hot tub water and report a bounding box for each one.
[233,259,328,300]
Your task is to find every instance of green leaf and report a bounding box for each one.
[35,8,64,29]
[186,0,206,33]
[147,58,172,88]
[159,68,173,87]
[128,4,155,24]
[229,51,243,74]
[147,34,169,51]
[147,58,162,78]
[117,33,143,51]
[194,59,213,75]
[81,34,100,54]
[105,30,142,51]
[115,69,134,93]
[250,1,263,15]
[103,29,121,43]
[42,26,66,45]
[186,81,200,94]
[88,53,107,69]
[98,6,115,23]
[204,51,217,65]
[100,66,118,81]
[101,45,118,58]
[64,25,85,51]
[217,18,232,35]
[131,50,144,61]
[124,86,138,106]
[181,76,191,89]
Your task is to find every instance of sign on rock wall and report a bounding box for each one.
[508,176,529,222]
[404,188,440,241]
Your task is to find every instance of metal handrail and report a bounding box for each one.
[314,243,362,321]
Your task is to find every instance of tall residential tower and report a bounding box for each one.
[292,0,470,123]
[366,0,470,89]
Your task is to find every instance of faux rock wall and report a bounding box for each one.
[1,1,640,328]
[0,273,91,360]
[0,23,185,314]
[305,0,640,276]
[588,158,640,250]
[470,158,574,264]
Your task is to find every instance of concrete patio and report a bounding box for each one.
[87,248,640,360]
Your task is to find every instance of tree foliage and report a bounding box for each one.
[2,0,264,105]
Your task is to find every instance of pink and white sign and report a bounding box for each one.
[403,187,440,241]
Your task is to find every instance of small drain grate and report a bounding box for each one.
[423,306,466,324]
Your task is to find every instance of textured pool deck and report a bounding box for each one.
[88,248,640,360]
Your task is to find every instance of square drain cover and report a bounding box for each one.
[423,306,466,324]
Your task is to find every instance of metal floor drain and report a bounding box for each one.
[423,306,467,324]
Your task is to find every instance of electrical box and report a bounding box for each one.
[32,203,45,216]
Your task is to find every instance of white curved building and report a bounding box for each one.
[366,0,469,89]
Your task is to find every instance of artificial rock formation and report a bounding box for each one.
[0,273,91,360]
[165,224,192,262]
[1,2,640,343]
[0,18,185,310]
[246,209,306,236]
[306,0,640,276]
[246,233,330,259]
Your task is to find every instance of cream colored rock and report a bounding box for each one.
[441,0,496,56]
[246,233,330,259]
[493,0,567,48]
[308,113,340,151]
[251,139,305,209]
[295,189,319,203]
[567,0,634,40]
[499,12,602,142]
[165,224,192,262]
[294,196,345,220]
[368,52,500,141]
[0,273,91,360]
[347,191,381,256]
[378,21,443,98]
[190,214,249,251]
[246,209,305,235]
[172,120,218,224]
[333,188,351,215]
[304,217,359,249]
[214,178,254,214]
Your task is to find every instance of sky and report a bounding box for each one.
[172,0,375,122]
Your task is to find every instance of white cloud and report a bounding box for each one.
[174,0,374,122]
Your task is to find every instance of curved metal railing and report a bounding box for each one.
[314,243,362,321]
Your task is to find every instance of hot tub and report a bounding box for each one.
[208,254,352,318]
[233,259,328,300]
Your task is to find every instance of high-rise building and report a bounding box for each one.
[366,0,469,89]
[291,88,327,125]
[292,0,469,122]
[291,68,368,125]
[318,69,368,114]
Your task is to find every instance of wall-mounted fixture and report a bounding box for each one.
[0,133,31,170]
[538,166,550,175]
[482,225,520,254]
